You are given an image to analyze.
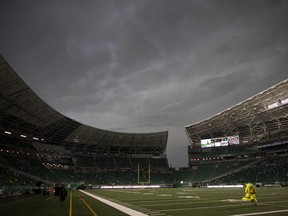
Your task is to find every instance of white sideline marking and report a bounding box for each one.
[230,209,288,216]
[79,190,148,216]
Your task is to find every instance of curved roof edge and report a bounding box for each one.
[0,54,168,151]
[185,79,288,144]
[185,79,288,128]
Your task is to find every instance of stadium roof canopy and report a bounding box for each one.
[0,55,168,155]
[185,79,288,145]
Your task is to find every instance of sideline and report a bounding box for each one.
[230,209,288,216]
[79,190,148,216]
[79,195,97,216]
[69,190,73,216]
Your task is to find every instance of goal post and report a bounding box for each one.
[137,163,150,185]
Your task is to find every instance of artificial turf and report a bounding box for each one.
[0,187,288,216]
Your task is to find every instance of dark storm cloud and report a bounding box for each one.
[1,0,288,167]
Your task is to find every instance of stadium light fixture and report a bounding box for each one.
[20,134,27,138]
[281,97,288,105]
[266,102,280,110]
[4,131,11,134]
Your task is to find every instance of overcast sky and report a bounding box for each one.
[0,0,287,167]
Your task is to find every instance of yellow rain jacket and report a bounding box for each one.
[242,183,257,202]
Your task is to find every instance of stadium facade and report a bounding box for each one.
[0,55,172,191]
[185,79,288,186]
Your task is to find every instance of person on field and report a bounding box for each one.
[242,183,257,206]
[59,185,67,207]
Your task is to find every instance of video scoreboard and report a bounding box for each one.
[200,135,239,148]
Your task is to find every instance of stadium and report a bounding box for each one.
[1,54,288,215]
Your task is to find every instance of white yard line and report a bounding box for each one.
[159,203,248,212]
[79,190,148,216]
[157,200,288,214]
[230,209,288,216]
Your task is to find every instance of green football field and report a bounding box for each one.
[1,187,288,216]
